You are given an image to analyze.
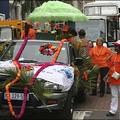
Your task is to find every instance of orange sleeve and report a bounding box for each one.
[28,29,36,39]
[108,54,120,85]
[107,55,113,68]
[105,48,112,62]
[106,48,112,56]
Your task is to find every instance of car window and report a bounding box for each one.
[0,27,12,41]
[11,41,69,64]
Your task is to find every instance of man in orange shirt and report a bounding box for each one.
[89,38,112,97]
[105,40,120,116]
[21,22,36,39]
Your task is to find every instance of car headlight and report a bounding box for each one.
[44,81,64,92]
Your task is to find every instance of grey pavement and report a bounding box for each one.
[73,94,120,120]
[1,94,120,120]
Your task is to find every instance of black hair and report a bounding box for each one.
[78,29,86,37]
[88,40,94,47]
[68,28,77,37]
[24,22,31,37]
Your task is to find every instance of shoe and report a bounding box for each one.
[99,93,104,97]
[106,112,115,116]
[106,90,111,94]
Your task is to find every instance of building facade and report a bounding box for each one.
[8,0,94,20]
[0,0,9,19]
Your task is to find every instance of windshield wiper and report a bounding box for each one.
[19,59,38,63]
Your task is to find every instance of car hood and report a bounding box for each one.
[0,60,74,91]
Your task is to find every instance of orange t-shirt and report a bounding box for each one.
[21,28,36,39]
[108,53,120,85]
[89,45,112,68]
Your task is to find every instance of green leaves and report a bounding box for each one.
[31,80,45,100]
[0,68,33,87]
[0,68,52,102]
[0,69,17,89]
[74,55,99,95]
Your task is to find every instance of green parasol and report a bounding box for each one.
[27,1,88,22]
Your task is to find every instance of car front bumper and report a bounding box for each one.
[0,89,68,111]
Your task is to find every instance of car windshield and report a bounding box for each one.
[0,40,69,64]
[76,19,105,41]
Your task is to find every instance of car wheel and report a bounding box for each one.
[64,98,74,120]
[63,89,74,120]
[74,88,86,103]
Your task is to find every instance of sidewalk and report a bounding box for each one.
[74,94,120,119]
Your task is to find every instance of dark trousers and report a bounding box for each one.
[99,67,109,94]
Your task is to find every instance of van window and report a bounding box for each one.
[0,27,12,41]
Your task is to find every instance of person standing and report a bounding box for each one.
[88,40,94,54]
[105,40,120,116]
[78,29,89,57]
[87,40,99,96]
[71,29,89,58]
[21,22,36,39]
[89,38,112,97]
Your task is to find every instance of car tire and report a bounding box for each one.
[63,87,74,120]
[64,98,74,120]
[74,88,86,103]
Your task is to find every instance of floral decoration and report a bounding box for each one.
[39,43,57,56]
[4,37,68,120]
[5,60,28,119]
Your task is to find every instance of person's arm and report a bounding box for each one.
[105,48,113,62]
[32,29,36,39]
[104,52,112,81]
[29,29,36,39]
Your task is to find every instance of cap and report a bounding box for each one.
[113,40,120,46]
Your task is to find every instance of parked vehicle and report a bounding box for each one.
[0,26,21,41]
[76,1,120,48]
[0,40,82,120]
[0,20,23,42]
[0,20,22,57]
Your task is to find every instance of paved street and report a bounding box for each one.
[73,94,120,120]
[1,94,120,120]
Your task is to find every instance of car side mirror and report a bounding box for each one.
[74,57,84,66]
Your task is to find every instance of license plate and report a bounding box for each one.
[4,93,29,101]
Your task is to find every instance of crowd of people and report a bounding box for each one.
[105,40,120,116]
[89,38,112,97]
[6,20,120,117]
[20,22,120,116]
[70,28,120,117]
